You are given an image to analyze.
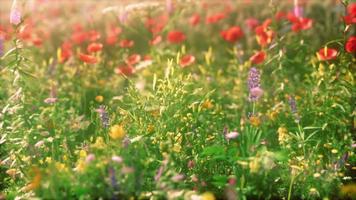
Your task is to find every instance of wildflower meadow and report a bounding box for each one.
[0,0,355,199]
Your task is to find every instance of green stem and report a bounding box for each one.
[287,174,295,200]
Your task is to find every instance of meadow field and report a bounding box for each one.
[0,0,355,199]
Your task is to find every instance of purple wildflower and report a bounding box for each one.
[293,0,303,18]
[118,9,128,25]
[10,0,21,25]
[95,105,110,128]
[247,67,263,101]
[166,0,174,15]
[108,166,119,200]
[288,96,300,123]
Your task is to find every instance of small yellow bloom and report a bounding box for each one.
[45,157,52,164]
[201,192,215,200]
[249,158,260,173]
[249,116,261,127]
[95,95,104,102]
[91,137,106,149]
[331,149,338,154]
[172,144,181,153]
[147,124,155,133]
[269,110,279,121]
[109,125,126,140]
[278,126,289,145]
[55,162,66,171]
[79,150,87,158]
[202,100,214,109]
[313,173,321,178]
[75,160,86,172]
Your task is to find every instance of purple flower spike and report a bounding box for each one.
[288,96,300,123]
[95,105,110,128]
[10,0,21,25]
[247,67,263,101]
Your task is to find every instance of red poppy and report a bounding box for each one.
[344,3,356,24]
[255,25,274,47]
[59,41,72,63]
[291,17,313,32]
[180,54,195,68]
[206,12,225,24]
[145,15,168,35]
[106,26,121,45]
[344,15,356,24]
[189,13,200,26]
[149,35,162,46]
[78,53,97,64]
[345,36,356,53]
[71,31,87,44]
[348,3,356,16]
[245,18,259,30]
[87,30,101,42]
[32,37,43,47]
[250,51,266,64]
[119,39,134,48]
[143,55,152,61]
[87,42,103,53]
[18,25,32,40]
[275,11,286,21]
[125,54,141,65]
[221,26,244,43]
[115,65,135,76]
[167,30,186,44]
[316,47,338,61]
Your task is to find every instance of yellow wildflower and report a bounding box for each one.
[92,137,106,149]
[147,124,155,133]
[249,158,260,173]
[278,126,289,145]
[55,162,66,171]
[172,143,181,153]
[45,157,52,164]
[79,150,87,158]
[109,125,126,140]
[249,116,261,127]
[202,100,214,109]
[75,160,86,172]
[201,192,215,200]
[313,173,321,178]
[95,95,104,102]
[269,110,279,121]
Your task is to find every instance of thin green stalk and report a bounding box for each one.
[287,174,296,200]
